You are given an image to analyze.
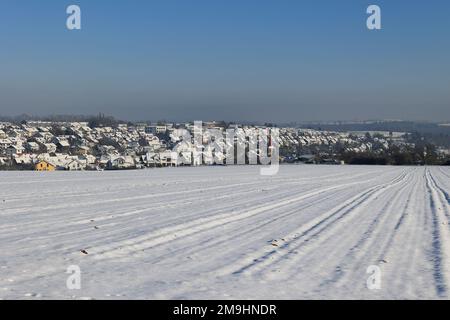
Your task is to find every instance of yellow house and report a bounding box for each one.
[35,161,56,171]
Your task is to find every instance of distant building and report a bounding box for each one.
[35,161,56,171]
[6,145,25,157]
[146,125,167,134]
[26,142,40,152]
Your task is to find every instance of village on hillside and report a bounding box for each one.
[0,119,449,171]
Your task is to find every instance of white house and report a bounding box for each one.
[107,156,135,170]
[65,159,86,171]
[26,142,40,152]
[159,151,178,167]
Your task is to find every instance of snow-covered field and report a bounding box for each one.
[1,165,450,300]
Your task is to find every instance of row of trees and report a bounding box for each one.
[279,131,450,166]
[341,144,448,165]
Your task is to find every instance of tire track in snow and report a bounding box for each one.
[0,170,384,243]
[90,175,391,259]
[0,171,385,293]
[258,169,414,282]
[381,169,431,298]
[132,184,359,265]
[310,169,418,293]
[212,170,410,277]
[425,168,450,297]
[438,167,450,180]
[0,169,383,216]
[0,180,272,216]
[429,171,450,214]
[0,184,262,236]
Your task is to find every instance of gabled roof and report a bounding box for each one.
[36,160,57,167]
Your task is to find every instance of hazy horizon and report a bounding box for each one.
[1,0,449,122]
[2,112,450,126]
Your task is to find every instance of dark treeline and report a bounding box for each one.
[341,144,448,166]
[281,130,450,166]
[0,113,127,128]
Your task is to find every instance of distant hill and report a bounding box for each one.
[299,121,448,134]
[298,121,450,148]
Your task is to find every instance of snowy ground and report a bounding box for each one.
[1,165,450,300]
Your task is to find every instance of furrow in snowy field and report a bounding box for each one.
[1,166,450,299]
[90,171,400,259]
[425,169,450,297]
[212,169,410,278]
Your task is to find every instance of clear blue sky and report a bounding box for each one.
[0,0,449,122]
